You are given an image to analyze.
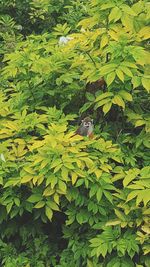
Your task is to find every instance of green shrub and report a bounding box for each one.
[0,0,150,266]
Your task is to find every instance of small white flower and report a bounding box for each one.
[0,153,6,162]
[59,36,73,46]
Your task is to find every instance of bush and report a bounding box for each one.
[0,0,150,266]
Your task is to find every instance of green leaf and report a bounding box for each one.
[94,98,112,110]
[116,69,124,82]
[34,201,45,208]
[79,102,93,114]
[100,3,115,10]
[4,179,20,188]
[126,190,139,202]
[140,166,150,179]
[14,198,20,207]
[121,4,136,16]
[103,102,112,114]
[135,120,145,127]
[64,162,74,169]
[136,190,150,206]
[61,167,69,181]
[119,90,132,101]
[103,190,113,203]
[100,64,117,76]
[96,188,102,202]
[131,76,141,88]
[46,175,57,189]
[109,7,122,22]
[100,34,109,49]
[87,259,95,267]
[119,66,133,77]
[100,243,108,257]
[6,202,13,214]
[122,61,137,69]
[27,194,42,203]
[106,71,116,86]
[115,209,126,221]
[138,26,150,40]
[95,92,113,102]
[123,169,140,187]
[106,220,121,226]
[86,92,95,101]
[21,175,33,183]
[10,208,19,219]
[46,200,59,211]
[142,77,150,92]
[23,166,35,174]
[43,186,55,196]
[45,206,53,221]
[76,212,83,224]
[51,159,62,169]
[75,178,84,187]
[112,95,125,109]
[58,180,67,193]
[142,190,150,206]
[0,177,3,185]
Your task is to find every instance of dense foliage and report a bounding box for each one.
[0,0,150,266]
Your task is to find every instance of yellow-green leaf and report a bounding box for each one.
[100,3,115,10]
[122,61,137,69]
[71,172,78,185]
[115,209,126,221]
[126,190,139,202]
[43,186,55,196]
[119,66,133,77]
[6,202,13,214]
[100,64,117,76]
[21,175,33,183]
[61,167,69,181]
[27,194,42,203]
[106,220,121,226]
[116,69,124,82]
[106,71,116,86]
[34,201,45,209]
[94,98,111,110]
[121,4,136,16]
[100,34,109,49]
[131,76,141,88]
[87,259,94,267]
[103,102,112,114]
[142,77,150,92]
[112,95,125,109]
[23,166,35,175]
[29,140,45,151]
[45,206,53,221]
[109,30,119,41]
[94,169,102,179]
[135,120,145,127]
[96,188,102,202]
[119,90,132,101]
[138,26,150,40]
[0,177,3,185]
[58,180,67,193]
[123,174,136,187]
[54,193,59,205]
[109,7,122,22]
[95,92,113,102]
[46,200,59,211]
